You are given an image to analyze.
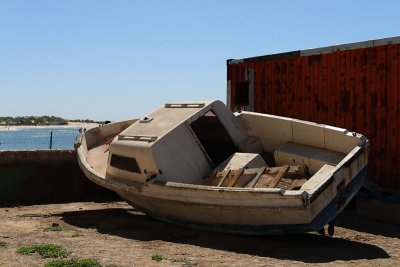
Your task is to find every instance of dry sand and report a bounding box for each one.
[1,201,399,267]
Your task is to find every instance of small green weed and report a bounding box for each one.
[151,253,164,262]
[44,258,102,267]
[0,241,7,247]
[44,226,72,232]
[171,258,197,266]
[71,232,83,237]
[17,244,70,258]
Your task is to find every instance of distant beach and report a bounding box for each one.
[0,121,100,131]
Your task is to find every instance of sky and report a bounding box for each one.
[1,0,399,121]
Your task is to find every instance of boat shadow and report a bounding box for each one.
[58,208,389,263]
[337,210,400,239]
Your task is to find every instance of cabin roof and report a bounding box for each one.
[119,101,214,140]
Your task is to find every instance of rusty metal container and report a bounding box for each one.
[227,36,400,189]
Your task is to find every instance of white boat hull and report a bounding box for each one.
[120,168,366,234]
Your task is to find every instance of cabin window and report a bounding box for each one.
[110,154,141,173]
[190,110,236,166]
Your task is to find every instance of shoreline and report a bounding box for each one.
[0,122,100,131]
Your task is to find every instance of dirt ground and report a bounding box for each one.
[1,201,399,267]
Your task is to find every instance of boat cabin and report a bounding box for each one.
[106,101,264,185]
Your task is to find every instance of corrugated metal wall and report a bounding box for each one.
[227,41,400,189]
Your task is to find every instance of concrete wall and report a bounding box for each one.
[0,149,118,206]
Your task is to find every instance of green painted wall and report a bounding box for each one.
[0,165,38,205]
[0,150,117,206]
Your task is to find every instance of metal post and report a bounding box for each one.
[49,131,53,149]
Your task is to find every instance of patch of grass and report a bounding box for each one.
[17,244,70,258]
[71,233,83,237]
[44,258,102,267]
[44,226,72,232]
[171,258,197,266]
[0,241,7,247]
[151,253,164,262]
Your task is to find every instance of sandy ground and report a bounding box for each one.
[0,201,399,267]
[0,122,100,131]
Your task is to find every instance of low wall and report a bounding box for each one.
[0,149,118,206]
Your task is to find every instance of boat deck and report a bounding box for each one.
[87,144,109,177]
[86,143,307,190]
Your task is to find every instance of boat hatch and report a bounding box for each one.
[190,110,236,166]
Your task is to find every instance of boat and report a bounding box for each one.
[75,100,369,235]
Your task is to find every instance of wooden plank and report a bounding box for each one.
[376,45,387,181]
[245,167,266,188]
[225,168,244,187]
[269,165,290,188]
[355,48,363,135]
[350,49,357,131]
[265,166,300,175]
[318,55,329,124]
[234,173,256,187]
[397,44,400,186]
[345,49,352,129]
[315,54,322,123]
[289,178,308,190]
[368,46,375,135]
[387,44,395,184]
[262,63,267,112]
[339,50,347,128]
[278,178,295,189]
[300,57,306,119]
[296,57,302,118]
[334,50,341,127]
[305,56,312,121]
[216,169,231,187]
[328,52,336,126]
[253,174,275,188]
[292,57,299,118]
[265,62,271,113]
[365,47,372,177]
[279,60,284,116]
[257,63,261,112]
[288,59,295,118]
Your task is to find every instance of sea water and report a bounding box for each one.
[0,127,82,150]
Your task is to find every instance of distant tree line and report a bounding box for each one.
[0,116,104,126]
[0,116,65,126]
[68,119,103,124]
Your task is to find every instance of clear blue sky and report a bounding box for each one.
[1,0,399,121]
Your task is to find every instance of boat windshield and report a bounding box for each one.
[190,110,236,167]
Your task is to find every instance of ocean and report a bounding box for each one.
[0,127,82,150]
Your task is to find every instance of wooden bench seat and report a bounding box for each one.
[274,142,345,176]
